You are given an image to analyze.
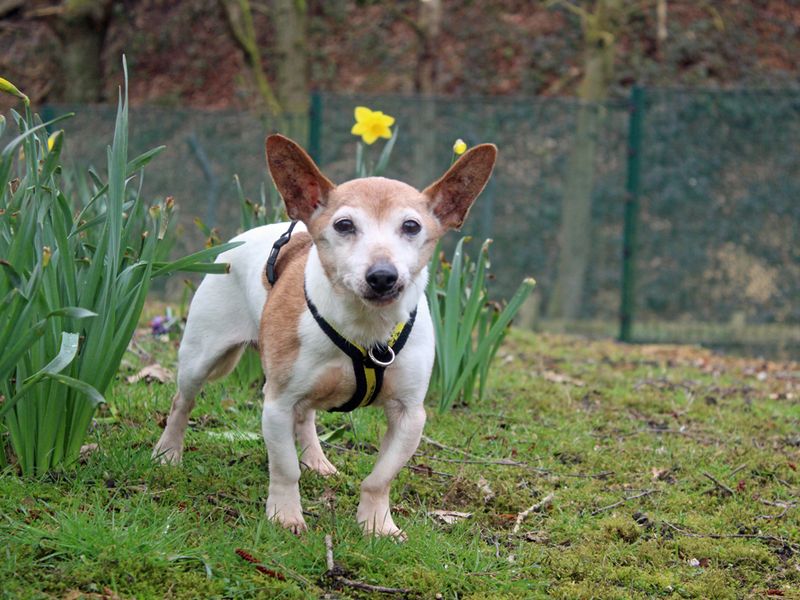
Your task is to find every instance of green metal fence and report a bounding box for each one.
[3,89,797,357]
[630,88,799,356]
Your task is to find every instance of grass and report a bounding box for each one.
[1,325,798,599]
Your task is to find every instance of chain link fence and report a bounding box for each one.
[631,89,799,356]
[3,89,797,357]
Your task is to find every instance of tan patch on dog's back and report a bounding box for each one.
[260,232,313,389]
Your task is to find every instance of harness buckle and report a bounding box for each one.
[368,345,395,367]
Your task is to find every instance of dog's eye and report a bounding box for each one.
[401,220,421,236]
[333,219,356,235]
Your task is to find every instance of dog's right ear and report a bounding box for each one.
[266,134,334,222]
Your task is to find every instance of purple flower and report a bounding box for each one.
[150,315,169,336]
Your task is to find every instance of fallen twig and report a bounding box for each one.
[703,472,735,496]
[417,453,612,479]
[325,440,612,479]
[324,534,334,571]
[662,521,800,551]
[421,434,475,457]
[729,463,748,477]
[324,534,414,596]
[758,499,798,520]
[417,455,527,467]
[407,463,454,478]
[334,578,415,595]
[512,493,555,534]
[758,499,797,508]
[591,489,656,516]
[321,441,452,478]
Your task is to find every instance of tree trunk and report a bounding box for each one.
[55,0,113,103]
[415,0,441,94]
[272,0,309,140]
[412,0,442,187]
[220,0,282,116]
[656,0,668,53]
[546,0,620,320]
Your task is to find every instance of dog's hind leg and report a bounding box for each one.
[296,408,337,476]
[154,341,249,464]
[153,275,258,465]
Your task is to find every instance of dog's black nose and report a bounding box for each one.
[366,263,398,294]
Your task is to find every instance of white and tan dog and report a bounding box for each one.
[153,134,497,537]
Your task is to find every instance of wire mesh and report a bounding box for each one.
[634,89,800,354]
[2,89,797,356]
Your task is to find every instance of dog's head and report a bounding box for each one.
[266,134,497,308]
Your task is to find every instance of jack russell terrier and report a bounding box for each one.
[153,134,497,537]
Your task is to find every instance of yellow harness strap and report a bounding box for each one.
[305,289,417,413]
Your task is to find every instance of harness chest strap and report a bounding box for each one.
[305,289,417,413]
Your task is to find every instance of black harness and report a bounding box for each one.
[266,222,417,413]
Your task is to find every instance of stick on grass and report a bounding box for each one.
[591,489,656,516]
[512,493,555,534]
[324,534,414,595]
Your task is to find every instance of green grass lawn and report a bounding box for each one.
[2,328,798,599]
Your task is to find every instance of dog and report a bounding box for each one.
[153,134,497,537]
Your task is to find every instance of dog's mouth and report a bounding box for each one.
[362,286,404,307]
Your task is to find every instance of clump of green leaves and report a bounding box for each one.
[235,173,286,231]
[427,238,535,412]
[0,61,239,475]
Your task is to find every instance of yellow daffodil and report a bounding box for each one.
[18,131,62,161]
[47,131,60,152]
[453,139,467,155]
[351,106,395,145]
[0,76,29,104]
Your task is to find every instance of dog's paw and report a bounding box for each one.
[266,500,307,534]
[357,509,406,540]
[301,454,338,477]
[152,444,183,465]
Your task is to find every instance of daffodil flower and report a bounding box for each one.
[47,131,60,152]
[453,139,467,155]
[0,76,29,104]
[351,106,395,145]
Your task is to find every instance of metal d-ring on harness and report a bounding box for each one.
[265,222,417,413]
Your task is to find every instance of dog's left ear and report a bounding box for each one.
[266,134,335,222]
[423,144,498,230]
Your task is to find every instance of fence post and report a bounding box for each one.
[619,85,644,342]
[308,91,322,164]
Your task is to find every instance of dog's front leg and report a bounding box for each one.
[357,400,426,539]
[263,390,306,533]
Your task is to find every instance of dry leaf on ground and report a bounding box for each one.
[429,510,472,525]
[78,443,99,463]
[540,370,586,387]
[126,364,174,384]
[477,476,495,503]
